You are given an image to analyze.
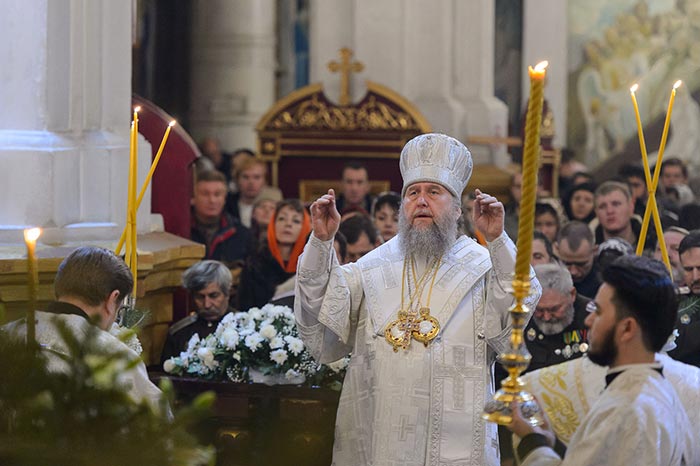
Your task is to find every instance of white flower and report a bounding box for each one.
[245,332,264,351]
[197,347,216,369]
[269,336,285,349]
[233,351,242,361]
[249,308,264,321]
[178,351,190,367]
[270,349,289,365]
[260,324,277,340]
[204,334,218,348]
[187,333,200,351]
[284,335,305,356]
[285,368,300,380]
[163,358,176,373]
[235,313,251,327]
[219,328,239,350]
[221,312,236,325]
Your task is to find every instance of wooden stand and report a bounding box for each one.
[153,375,340,466]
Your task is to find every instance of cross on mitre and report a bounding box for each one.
[327,47,364,106]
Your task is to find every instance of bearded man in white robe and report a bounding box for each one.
[294,133,541,466]
[508,255,694,466]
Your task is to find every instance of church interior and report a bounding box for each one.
[3,1,700,465]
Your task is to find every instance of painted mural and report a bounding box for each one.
[568,0,700,171]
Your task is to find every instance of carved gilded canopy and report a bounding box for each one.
[255,81,431,196]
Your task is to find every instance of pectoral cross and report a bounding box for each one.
[327,47,364,106]
[385,310,419,352]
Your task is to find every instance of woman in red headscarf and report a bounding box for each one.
[237,199,311,310]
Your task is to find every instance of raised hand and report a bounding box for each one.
[472,189,505,242]
[310,189,341,241]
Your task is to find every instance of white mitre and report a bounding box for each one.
[399,133,473,198]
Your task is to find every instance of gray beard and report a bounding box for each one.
[534,304,575,336]
[398,205,458,259]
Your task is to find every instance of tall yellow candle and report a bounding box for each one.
[629,84,654,257]
[115,121,176,256]
[514,61,548,279]
[652,80,681,192]
[130,107,140,295]
[634,81,681,267]
[125,121,135,260]
[629,84,649,169]
[23,228,41,346]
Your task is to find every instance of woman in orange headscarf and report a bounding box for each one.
[237,199,311,310]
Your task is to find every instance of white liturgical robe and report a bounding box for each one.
[522,354,700,465]
[3,311,163,410]
[295,232,541,466]
[519,364,694,466]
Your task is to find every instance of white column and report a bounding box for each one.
[189,0,277,151]
[0,0,150,243]
[309,0,507,165]
[523,0,568,148]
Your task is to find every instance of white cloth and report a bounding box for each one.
[521,361,696,466]
[3,311,163,410]
[295,231,541,466]
[522,354,700,464]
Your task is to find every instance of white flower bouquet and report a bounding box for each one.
[163,304,349,388]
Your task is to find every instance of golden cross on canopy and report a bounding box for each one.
[327,47,364,106]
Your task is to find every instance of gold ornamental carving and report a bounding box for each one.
[269,94,418,131]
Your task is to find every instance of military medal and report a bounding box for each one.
[385,256,442,351]
[527,328,536,341]
[562,345,573,359]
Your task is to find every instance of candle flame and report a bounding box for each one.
[134,106,141,113]
[24,228,41,242]
[534,61,548,71]
[630,83,639,93]
[673,80,682,89]
[168,120,176,127]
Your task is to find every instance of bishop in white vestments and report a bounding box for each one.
[295,133,541,466]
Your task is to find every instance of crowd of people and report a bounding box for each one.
[174,134,700,464]
[179,135,700,464]
[12,133,697,465]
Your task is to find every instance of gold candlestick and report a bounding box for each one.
[483,61,548,426]
[23,228,41,347]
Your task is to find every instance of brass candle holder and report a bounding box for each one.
[482,277,543,426]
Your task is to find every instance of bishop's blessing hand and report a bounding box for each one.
[472,189,505,242]
[310,189,341,241]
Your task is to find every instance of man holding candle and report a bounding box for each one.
[294,133,541,466]
[507,255,694,466]
[1,247,163,409]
